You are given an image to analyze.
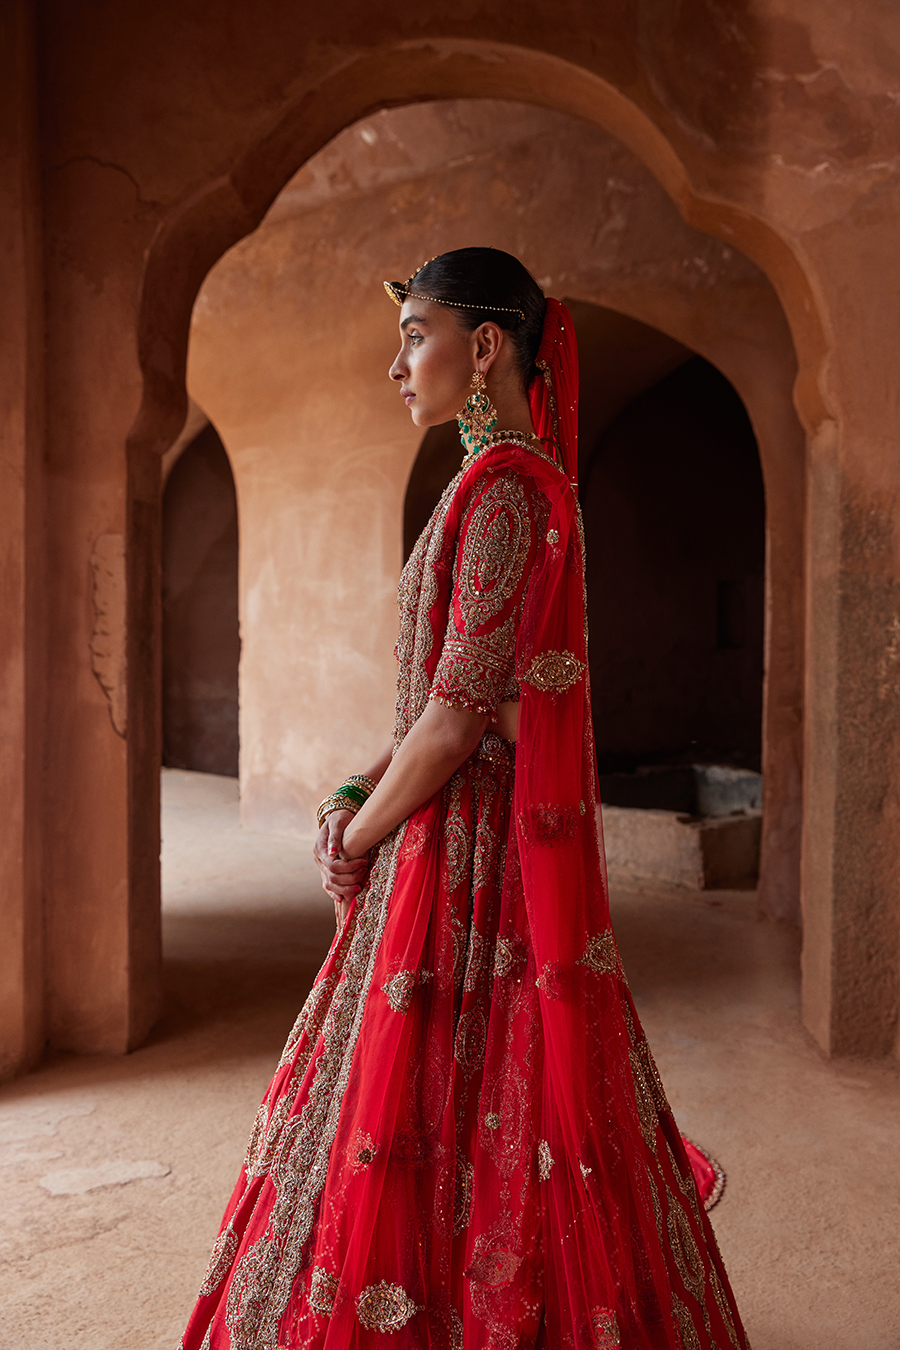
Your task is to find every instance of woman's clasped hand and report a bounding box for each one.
[313,808,369,929]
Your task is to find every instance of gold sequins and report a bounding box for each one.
[356,1281,421,1332]
[198,1222,238,1297]
[381,968,430,1013]
[493,935,525,979]
[308,1266,338,1316]
[522,649,585,694]
[591,1307,622,1348]
[537,1139,555,1181]
[485,1113,501,1130]
[577,931,622,978]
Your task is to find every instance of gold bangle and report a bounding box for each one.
[316,794,362,830]
[345,774,377,795]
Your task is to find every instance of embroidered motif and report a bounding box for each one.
[537,1139,555,1181]
[448,904,468,988]
[672,1293,702,1350]
[709,1263,742,1350]
[465,1239,522,1288]
[199,1325,212,1350]
[453,1155,475,1234]
[459,474,530,629]
[591,1307,622,1348]
[394,471,462,748]
[444,808,471,892]
[519,803,579,846]
[308,1265,338,1316]
[392,1129,429,1168]
[577,931,623,979]
[198,1222,238,1296]
[472,819,498,894]
[448,1306,464,1350]
[348,1128,376,1171]
[522,649,585,694]
[463,926,490,994]
[455,1006,487,1078]
[400,819,429,857]
[648,1168,664,1238]
[546,528,559,544]
[356,1281,421,1332]
[428,471,546,718]
[666,1189,706,1301]
[481,1060,532,1179]
[225,826,408,1350]
[579,1158,593,1180]
[493,935,525,979]
[381,970,418,1014]
[629,1045,659,1147]
[535,961,563,1000]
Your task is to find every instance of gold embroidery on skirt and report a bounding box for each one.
[591,1307,622,1348]
[493,935,525,979]
[198,1222,238,1297]
[666,1187,707,1301]
[537,1138,555,1181]
[465,1237,522,1287]
[356,1281,422,1332]
[672,1293,703,1350]
[308,1265,338,1316]
[453,1155,475,1234]
[577,930,623,978]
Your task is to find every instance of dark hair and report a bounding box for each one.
[409,248,546,390]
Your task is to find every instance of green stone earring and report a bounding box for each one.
[457,371,498,463]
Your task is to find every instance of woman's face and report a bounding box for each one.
[388,299,477,428]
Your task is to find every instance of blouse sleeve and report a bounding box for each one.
[429,469,540,718]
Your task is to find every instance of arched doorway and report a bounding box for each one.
[161,424,240,778]
[584,356,764,779]
[121,78,806,1062]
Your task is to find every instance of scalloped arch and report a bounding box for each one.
[128,38,828,459]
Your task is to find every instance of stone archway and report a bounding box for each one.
[121,52,819,1054]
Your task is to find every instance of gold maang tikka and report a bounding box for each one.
[457,371,498,461]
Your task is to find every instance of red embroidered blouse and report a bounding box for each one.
[428,469,549,718]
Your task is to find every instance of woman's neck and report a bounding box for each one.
[489,382,537,437]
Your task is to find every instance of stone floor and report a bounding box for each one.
[1,768,899,1349]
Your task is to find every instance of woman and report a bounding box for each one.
[181,249,748,1350]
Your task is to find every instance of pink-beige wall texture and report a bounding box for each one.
[3,0,899,1078]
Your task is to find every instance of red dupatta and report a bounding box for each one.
[436,300,746,1347]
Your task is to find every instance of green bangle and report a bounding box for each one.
[337,782,370,809]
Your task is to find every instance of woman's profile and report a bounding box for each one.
[181,248,748,1350]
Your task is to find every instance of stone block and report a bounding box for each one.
[601,805,762,890]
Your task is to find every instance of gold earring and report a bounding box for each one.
[457,371,498,462]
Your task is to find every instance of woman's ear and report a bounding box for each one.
[474,321,504,373]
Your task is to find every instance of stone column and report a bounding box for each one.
[801,222,900,1056]
[0,0,45,1079]
[41,154,162,1055]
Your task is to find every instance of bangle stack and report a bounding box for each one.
[316,774,378,830]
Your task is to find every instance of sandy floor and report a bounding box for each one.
[0,768,898,1349]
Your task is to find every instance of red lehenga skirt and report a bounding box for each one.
[181,733,745,1350]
